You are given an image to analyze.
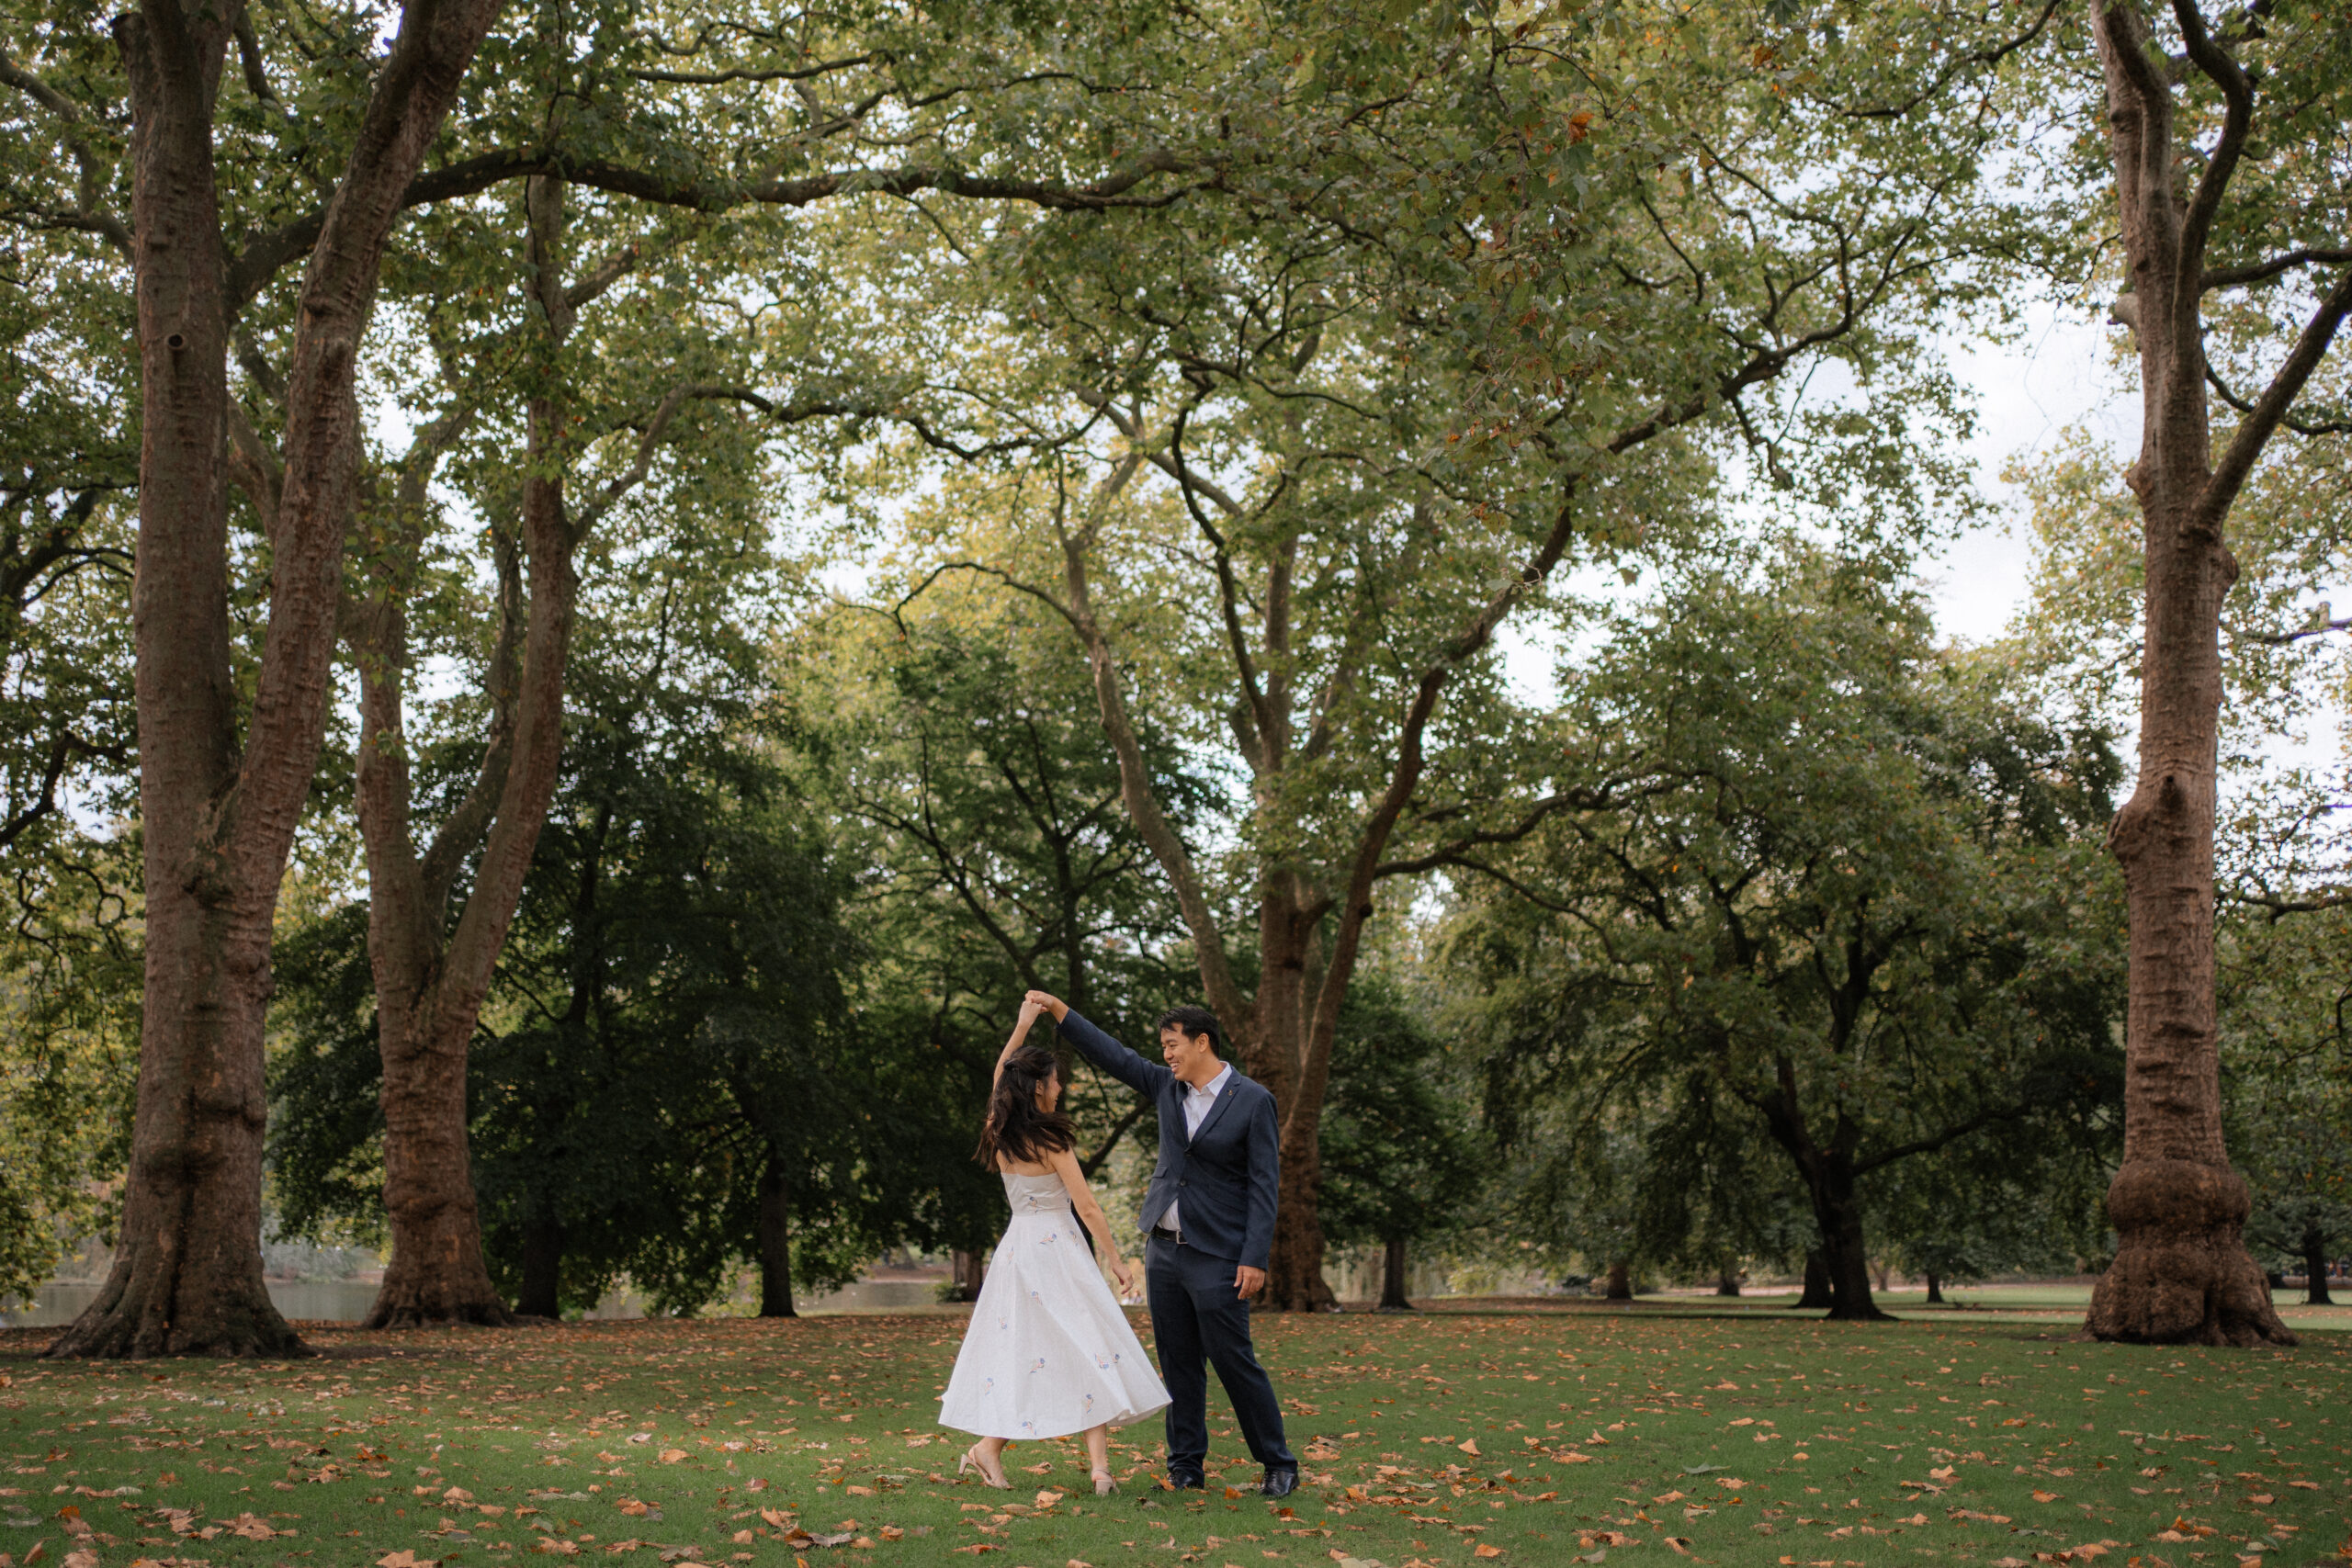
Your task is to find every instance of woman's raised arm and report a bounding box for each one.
[991,998,1046,1093]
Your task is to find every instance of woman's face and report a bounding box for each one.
[1033,1070,1061,1114]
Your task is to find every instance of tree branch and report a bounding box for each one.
[2199,265,2352,524]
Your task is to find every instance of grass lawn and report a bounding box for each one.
[3,1306,2346,1568]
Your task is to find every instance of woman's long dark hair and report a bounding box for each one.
[976,1043,1077,1167]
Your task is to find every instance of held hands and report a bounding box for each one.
[1023,989,1069,1022]
[1234,1265,1266,1300]
[1110,1256,1135,1296]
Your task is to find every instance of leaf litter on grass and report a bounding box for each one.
[2,1309,2347,1567]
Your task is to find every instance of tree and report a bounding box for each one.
[2073,0,2352,1346]
[1316,973,1487,1311]
[17,0,510,1358]
[862,0,2072,1307]
[1443,547,2126,1319]
[275,581,866,1319]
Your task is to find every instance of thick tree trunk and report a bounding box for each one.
[1378,1237,1413,1311]
[1812,1173,1892,1322]
[1925,1271,1945,1305]
[2302,1225,2333,1308]
[1791,1249,1833,1309]
[357,175,593,1331]
[758,1162,796,1318]
[44,2,303,1361]
[1604,1258,1632,1301]
[54,0,509,1361]
[368,987,510,1326]
[950,1249,986,1303]
[517,1208,562,1319]
[2078,0,2312,1349]
[1714,1268,1741,1297]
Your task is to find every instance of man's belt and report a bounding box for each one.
[1152,1222,1184,1247]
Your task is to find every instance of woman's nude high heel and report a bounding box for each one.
[959,1445,1011,1490]
[1092,1469,1118,1496]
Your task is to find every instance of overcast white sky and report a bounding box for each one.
[1923,300,2137,646]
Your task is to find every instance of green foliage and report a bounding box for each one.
[1316,971,1488,1253]
[1443,540,2128,1281]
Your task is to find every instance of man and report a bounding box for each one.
[1023,990,1299,1498]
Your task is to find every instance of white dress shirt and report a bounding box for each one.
[1160,1062,1233,1237]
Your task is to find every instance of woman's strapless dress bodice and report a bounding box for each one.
[1002,1171,1073,1215]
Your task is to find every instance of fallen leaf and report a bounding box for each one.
[2287,1481,2319,1491]
[1035,1490,1064,1508]
[1664,1540,1692,1556]
[2246,1495,2273,1505]
[379,1553,437,1568]
[62,1552,97,1568]
[1898,1514,1928,1525]
[1458,1439,1481,1457]
[2033,1491,2062,1504]
[659,1450,689,1464]
[1476,1546,1506,1560]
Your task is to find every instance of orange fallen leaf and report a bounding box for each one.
[379,1553,436,1568]
[659,1449,689,1464]
[2033,1491,2062,1504]
[1664,1540,1691,1556]
[1458,1439,1482,1457]
[1476,1546,1506,1559]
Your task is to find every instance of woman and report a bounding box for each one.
[937,998,1170,1494]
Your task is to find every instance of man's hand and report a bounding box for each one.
[1235,1265,1266,1300]
[1024,989,1069,1022]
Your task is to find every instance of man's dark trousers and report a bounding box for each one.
[1146,1234,1294,1477]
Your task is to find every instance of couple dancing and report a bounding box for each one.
[936,992,1300,1499]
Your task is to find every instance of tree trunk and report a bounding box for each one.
[2077,0,2327,1350]
[356,175,601,1331]
[1792,1249,1833,1309]
[1604,1258,1632,1301]
[950,1249,986,1303]
[1811,1171,1892,1322]
[53,0,507,1358]
[1714,1268,1740,1297]
[758,1161,796,1318]
[1378,1236,1413,1311]
[2302,1224,2334,1308]
[1925,1270,1945,1305]
[41,1,302,1361]
[517,1207,562,1319]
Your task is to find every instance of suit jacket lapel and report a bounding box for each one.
[1186,1073,1244,1147]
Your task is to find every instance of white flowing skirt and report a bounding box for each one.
[937,1209,1170,1440]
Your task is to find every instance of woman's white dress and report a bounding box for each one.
[937,1172,1170,1439]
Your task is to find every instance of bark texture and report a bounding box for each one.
[2079,0,2349,1348]
[51,0,506,1359]
[1925,1271,1944,1305]
[2300,1226,2333,1308]
[950,1249,987,1303]
[1603,1259,1632,1301]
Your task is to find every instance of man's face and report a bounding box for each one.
[1159,1026,1218,1086]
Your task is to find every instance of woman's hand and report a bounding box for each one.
[1110,1256,1135,1297]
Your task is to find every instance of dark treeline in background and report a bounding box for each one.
[0,0,2346,1351]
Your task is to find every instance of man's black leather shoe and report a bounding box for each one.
[1260,1468,1300,1499]
[1165,1472,1206,1492]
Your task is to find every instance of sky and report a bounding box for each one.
[1923,299,2136,646]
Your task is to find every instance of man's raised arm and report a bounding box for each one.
[1025,990,1169,1098]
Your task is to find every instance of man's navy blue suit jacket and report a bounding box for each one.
[1057,1010,1280,1269]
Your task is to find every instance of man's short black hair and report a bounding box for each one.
[1155,1004,1223,1055]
